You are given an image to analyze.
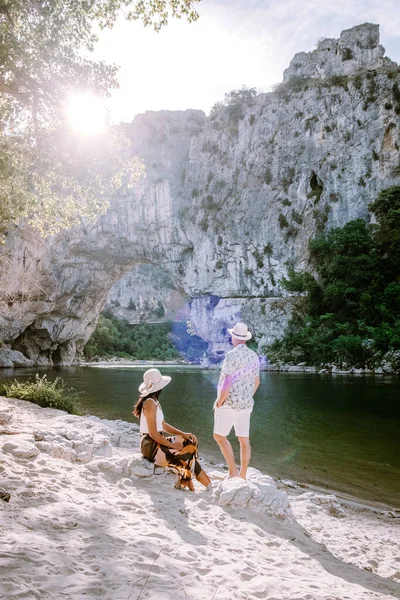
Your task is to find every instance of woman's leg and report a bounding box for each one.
[196,468,211,487]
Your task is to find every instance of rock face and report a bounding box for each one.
[0,23,399,365]
[283,23,389,81]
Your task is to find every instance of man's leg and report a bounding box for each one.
[213,433,238,477]
[213,408,238,477]
[235,410,252,479]
[237,437,251,479]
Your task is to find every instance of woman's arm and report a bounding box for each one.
[143,400,182,449]
[162,421,197,443]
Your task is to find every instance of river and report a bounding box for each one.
[1,366,399,509]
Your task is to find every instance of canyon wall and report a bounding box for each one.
[1,23,399,365]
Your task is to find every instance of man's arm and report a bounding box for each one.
[254,374,260,395]
[215,374,232,408]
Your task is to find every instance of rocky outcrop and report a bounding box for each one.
[0,23,399,365]
[283,23,391,81]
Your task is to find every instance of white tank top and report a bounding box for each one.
[139,399,164,434]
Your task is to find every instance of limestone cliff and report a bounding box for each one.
[0,23,399,366]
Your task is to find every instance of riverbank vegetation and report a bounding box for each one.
[267,186,400,371]
[84,313,208,363]
[0,374,82,415]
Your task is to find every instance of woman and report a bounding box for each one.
[133,368,211,491]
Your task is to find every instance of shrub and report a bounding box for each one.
[291,209,303,225]
[281,198,292,207]
[307,188,323,203]
[244,268,254,276]
[217,235,223,246]
[342,48,353,61]
[328,74,349,89]
[278,214,289,229]
[249,114,256,125]
[253,250,264,269]
[0,374,82,415]
[263,243,273,256]
[199,216,209,232]
[353,74,363,90]
[313,205,330,232]
[215,260,223,269]
[264,168,273,184]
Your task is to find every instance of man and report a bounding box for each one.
[213,322,260,479]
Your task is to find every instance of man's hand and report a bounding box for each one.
[184,433,197,444]
[214,398,225,409]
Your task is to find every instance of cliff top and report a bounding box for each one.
[283,23,394,82]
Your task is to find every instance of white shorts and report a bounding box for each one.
[213,407,252,437]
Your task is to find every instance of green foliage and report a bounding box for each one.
[0,374,82,414]
[278,214,289,229]
[327,74,349,89]
[0,1,199,238]
[244,268,254,276]
[217,235,223,246]
[199,216,209,232]
[201,195,218,211]
[215,259,223,269]
[342,48,353,61]
[263,168,273,184]
[267,187,400,369]
[353,74,363,90]
[253,250,264,269]
[249,114,256,125]
[84,315,181,360]
[281,198,292,207]
[291,209,303,225]
[307,188,323,203]
[263,243,273,256]
[211,86,257,124]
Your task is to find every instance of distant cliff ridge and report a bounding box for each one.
[1,23,399,366]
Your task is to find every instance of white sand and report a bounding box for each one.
[1,396,399,600]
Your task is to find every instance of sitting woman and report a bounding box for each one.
[133,368,211,491]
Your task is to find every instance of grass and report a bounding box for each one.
[0,374,82,415]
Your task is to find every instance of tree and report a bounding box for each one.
[266,187,400,368]
[0,0,201,238]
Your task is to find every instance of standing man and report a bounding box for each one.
[213,322,260,479]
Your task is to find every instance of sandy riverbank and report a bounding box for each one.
[1,396,400,600]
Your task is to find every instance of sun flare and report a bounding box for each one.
[65,93,107,135]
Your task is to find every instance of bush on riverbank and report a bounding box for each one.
[84,315,208,363]
[0,374,82,415]
[267,186,400,370]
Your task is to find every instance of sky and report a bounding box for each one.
[92,0,400,123]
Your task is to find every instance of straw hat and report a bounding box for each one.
[228,322,252,341]
[138,368,171,395]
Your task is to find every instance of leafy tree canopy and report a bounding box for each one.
[267,186,400,370]
[0,0,201,238]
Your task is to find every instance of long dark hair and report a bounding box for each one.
[133,389,162,419]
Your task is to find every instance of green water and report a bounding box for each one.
[2,366,399,508]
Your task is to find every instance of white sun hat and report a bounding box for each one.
[138,368,171,395]
[228,322,252,341]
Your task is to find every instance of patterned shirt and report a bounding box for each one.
[217,344,260,410]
